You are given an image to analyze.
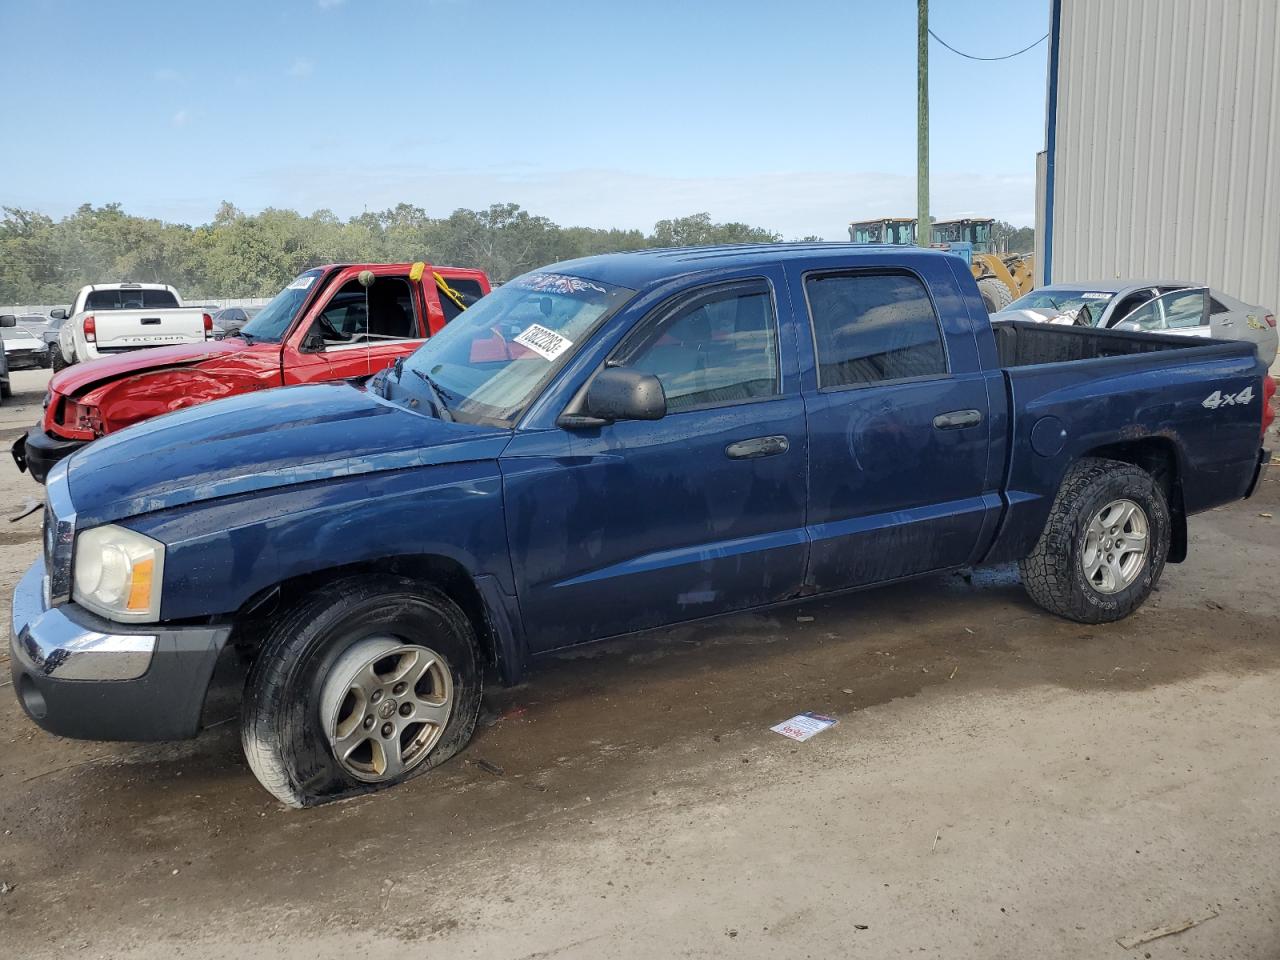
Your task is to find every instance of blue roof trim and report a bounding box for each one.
[1043,0,1063,284]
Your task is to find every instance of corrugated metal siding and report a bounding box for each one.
[1051,0,1280,314]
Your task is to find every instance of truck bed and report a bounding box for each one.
[981,320,1265,565]
[992,319,1209,366]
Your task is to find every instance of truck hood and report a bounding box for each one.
[63,382,511,526]
[52,339,254,397]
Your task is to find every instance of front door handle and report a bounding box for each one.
[932,409,983,430]
[725,435,790,459]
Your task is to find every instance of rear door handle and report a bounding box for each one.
[932,409,983,430]
[139,317,162,325]
[725,435,790,459]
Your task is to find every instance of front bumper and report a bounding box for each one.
[6,349,46,369]
[1245,447,1271,499]
[12,427,86,484]
[9,557,232,741]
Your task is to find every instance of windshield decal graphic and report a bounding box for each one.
[513,273,607,296]
[514,323,574,361]
[287,275,316,290]
[1080,292,1111,300]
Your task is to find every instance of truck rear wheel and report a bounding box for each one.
[1018,457,1170,623]
[50,350,68,373]
[240,575,482,807]
[977,276,1014,313]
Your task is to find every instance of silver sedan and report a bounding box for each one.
[995,281,1278,364]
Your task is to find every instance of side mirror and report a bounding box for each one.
[577,367,666,425]
[1113,320,1140,332]
[302,331,326,352]
[49,308,67,320]
[0,315,15,328]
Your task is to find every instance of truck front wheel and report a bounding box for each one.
[1018,457,1170,623]
[240,576,482,807]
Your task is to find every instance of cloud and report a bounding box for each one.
[288,58,314,78]
[171,108,190,128]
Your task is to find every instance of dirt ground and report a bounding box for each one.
[1,366,1277,960]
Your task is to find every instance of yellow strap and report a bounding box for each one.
[434,271,469,312]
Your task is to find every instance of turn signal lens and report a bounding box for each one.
[83,315,96,342]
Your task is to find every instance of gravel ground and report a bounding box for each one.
[1,365,1277,959]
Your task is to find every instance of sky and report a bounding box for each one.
[0,0,1051,239]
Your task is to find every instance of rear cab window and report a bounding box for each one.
[803,271,948,387]
[84,288,180,310]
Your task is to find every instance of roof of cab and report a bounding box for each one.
[545,242,953,289]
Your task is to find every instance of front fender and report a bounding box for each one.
[125,464,514,622]
[88,366,276,433]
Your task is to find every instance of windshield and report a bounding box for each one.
[237,269,325,343]
[1005,288,1115,316]
[400,271,634,426]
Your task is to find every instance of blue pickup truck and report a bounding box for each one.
[10,244,1272,806]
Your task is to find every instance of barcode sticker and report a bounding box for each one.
[770,712,838,742]
[513,323,573,361]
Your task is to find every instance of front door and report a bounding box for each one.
[502,274,809,652]
[792,265,994,592]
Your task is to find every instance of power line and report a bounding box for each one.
[928,28,1048,61]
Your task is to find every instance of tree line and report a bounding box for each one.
[0,202,1033,304]
[0,202,793,303]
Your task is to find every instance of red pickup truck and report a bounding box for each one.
[13,262,490,482]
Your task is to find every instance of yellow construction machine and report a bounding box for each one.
[848,215,1035,312]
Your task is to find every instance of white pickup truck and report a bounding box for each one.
[52,282,211,371]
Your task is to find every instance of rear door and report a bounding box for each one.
[284,268,427,383]
[501,271,809,652]
[789,261,994,592]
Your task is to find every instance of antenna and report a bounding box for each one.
[357,269,375,377]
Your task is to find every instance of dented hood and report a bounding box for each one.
[51,339,255,396]
[63,381,511,526]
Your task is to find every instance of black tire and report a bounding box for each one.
[1018,457,1170,623]
[240,575,482,807]
[977,276,1014,313]
[0,378,10,400]
[50,350,68,374]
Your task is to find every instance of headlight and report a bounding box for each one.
[72,524,165,623]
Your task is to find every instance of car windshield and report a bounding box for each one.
[1006,288,1115,315]
[400,271,634,426]
[237,269,325,343]
[1,328,39,342]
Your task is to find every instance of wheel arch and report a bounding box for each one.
[232,554,526,684]
[1079,436,1187,562]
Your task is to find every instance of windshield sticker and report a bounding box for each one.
[1081,292,1111,300]
[287,275,316,290]
[513,323,574,361]
[513,272,607,296]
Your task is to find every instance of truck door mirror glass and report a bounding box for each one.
[583,367,667,423]
[303,331,326,352]
[49,309,66,320]
[1113,320,1140,332]
[0,315,15,328]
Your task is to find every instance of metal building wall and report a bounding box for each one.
[1048,0,1280,313]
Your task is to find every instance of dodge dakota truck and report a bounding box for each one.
[12,262,490,482]
[9,244,1272,807]
[50,282,211,372]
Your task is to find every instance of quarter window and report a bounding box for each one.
[619,280,779,413]
[805,272,947,387]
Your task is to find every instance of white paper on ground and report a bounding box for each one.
[770,712,838,742]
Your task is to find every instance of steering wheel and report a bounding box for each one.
[313,314,346,343]
[1073,304,1094,327]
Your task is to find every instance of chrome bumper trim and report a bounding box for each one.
[11,557,156,681]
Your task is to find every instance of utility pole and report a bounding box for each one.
[917,0,930,247]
